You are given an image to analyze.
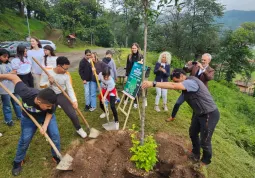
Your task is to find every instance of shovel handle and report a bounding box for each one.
[91,61,109,122]
[32,57,91,129]
[0,82,62,159]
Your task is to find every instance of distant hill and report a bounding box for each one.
[0,9,50,42]
[217,10,255,30]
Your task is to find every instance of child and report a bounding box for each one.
[0,74,60,176]
[40,56,87,138]
[102,50,120,103]
[98,67,119,130]
[79,49,92,111]
[11,44,34,87]
[0,49,22,126]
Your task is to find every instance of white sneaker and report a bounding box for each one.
[133,103,138,109]
[89,107,96,112]
[154,105,160,112]
[115,122,119,130]
[100,113,106,118]
[145,98,148,107]
[0,133,2,137]
[163,104,168,111]
[58,105,61,109]
[76,128,87,138]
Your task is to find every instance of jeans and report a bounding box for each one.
[84,82,91,106]
[90,81,98,108]
[155,87,168,105]
[171,93,185,118]
[1,94,22,123]
[189,109,220,164]
[14,114,61,163]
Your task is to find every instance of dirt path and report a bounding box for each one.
[56,48,111,72]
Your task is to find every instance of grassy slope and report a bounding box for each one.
[0,9,48,41]
[0,48,254,178]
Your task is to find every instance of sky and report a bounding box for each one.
[105,0,255,11]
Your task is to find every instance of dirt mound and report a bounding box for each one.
[53,131,204,178]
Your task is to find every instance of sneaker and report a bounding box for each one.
[133,103,138,109]
[52,156,61,164]
[84,105,90,112]
[58,105,62,109]
[154,105,160,112]
[89,107,96,112]
[115,122,119,130]
[163,104,168,111]
[100,113,106,118]
[0,133,2,137]
[12,161,23,176]
[7,121,14,127]
[76,128,87,138]
[165,117,175,122]
[184,149,200,163]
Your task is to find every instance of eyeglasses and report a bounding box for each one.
[60,65,69,71]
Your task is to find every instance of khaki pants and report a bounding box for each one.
[32,73,42,90]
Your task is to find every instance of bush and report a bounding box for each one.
[129,125,158,172]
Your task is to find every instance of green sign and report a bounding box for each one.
[124,62,147,99]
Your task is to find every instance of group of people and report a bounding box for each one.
[0,37,219,176]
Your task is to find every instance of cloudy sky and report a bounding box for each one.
[218,0,255,11]
[105,0,255,11]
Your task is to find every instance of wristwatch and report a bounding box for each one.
[153,81,157,87]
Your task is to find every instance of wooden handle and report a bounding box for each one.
[0,82,62,159]
[32,57,90,129]
[91,61,109,122]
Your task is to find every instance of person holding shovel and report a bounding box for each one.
[40,56,87,138]
[0,73,60,176]
[142,69,220,169]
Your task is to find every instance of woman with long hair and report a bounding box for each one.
[42,45,57,69]
[27,37,44,89]
[11,45,34,87]
[153,51,171,112]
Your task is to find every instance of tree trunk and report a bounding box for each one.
[140,0,149,146]
[27,5,31,19]
[17,1,25,17]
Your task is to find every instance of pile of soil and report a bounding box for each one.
[53,131,204,178]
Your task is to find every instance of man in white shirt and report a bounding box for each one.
[40,56,87,138]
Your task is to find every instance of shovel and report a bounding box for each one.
[0,82,73,170]
[32,57,100,138]
[91,61,117,131]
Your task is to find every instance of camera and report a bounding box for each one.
[161,65,164,68]
[192,61,197,65]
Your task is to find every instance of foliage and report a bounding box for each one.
[129,125,158,172]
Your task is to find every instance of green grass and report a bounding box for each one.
[0,9,48,41]
[0,49,255,177]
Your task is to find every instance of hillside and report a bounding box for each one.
[0,9,50,41]
[217,10,255,30]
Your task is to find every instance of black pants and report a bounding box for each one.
[100,96,118,122]
[171,93,185,118]
[189,109,220,164]
[18,73,34,88]
[56,93,81,130]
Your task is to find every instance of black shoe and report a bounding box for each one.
[52,156,61,164]
[185,149,200,163]
[84,105,90,112]
[12,161,23,176]
[7,121,14,127]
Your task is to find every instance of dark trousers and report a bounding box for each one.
[56,93,81,130]
[100,96,119,122]
[18,73,34,88]
[189,109,220,164]
[171,93,185,118]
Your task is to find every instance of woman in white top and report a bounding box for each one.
[11,45,34,87]
[42,45,57,69]
[27,37,44,89]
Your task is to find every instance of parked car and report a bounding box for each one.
[0,41,31,57]
[39,40,56,50]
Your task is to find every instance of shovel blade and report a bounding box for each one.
[56,154,73,171]
[102,121,117,131]
[88,128,100,138]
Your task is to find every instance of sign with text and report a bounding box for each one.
[123,62,147,99]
